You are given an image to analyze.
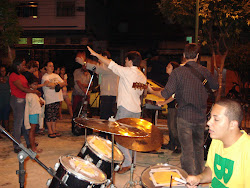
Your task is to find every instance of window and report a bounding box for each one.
[18,38,28,44]
[186,36,192,43]
[32,38,44,44]
[16,2,38,18]
[57,2,75,17]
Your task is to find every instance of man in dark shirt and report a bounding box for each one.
[148,43,219,175]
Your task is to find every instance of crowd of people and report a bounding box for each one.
[0,43,249,187]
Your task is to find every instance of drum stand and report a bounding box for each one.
[0,125,69,188]
[77,67,96,141]
[124,151,139,188]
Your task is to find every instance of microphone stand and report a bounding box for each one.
[0,126,69,188]
[77,67,96,140]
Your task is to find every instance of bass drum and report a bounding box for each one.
[78,135,124,180]
[47,155,107,188]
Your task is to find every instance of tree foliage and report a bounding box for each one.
[157,0,249,54]
[157,0,249,100]
[0,0,22,56]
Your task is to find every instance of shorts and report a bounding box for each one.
[45,102,60,122]
[29,114,39,124]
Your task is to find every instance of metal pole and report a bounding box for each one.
[195,0,200,44]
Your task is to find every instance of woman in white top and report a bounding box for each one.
[42,62,66,138]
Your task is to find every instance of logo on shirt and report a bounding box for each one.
[211,154,234,188]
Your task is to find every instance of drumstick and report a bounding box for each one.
[173,177,191,185]
[170,174,172,188]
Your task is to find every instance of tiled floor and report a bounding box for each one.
[0,114,183,188]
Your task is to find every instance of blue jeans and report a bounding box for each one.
[115,106,141,167]
[10,96,30,150]
[177,117,205,175]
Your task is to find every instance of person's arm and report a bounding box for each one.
[156,96,174,106]
[147,84,164,98]
[76,80,88,93]
[186,167,212,187]
[13,79,40,95]
[87,46,111,66]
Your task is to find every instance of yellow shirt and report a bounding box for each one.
[206,131,250,188]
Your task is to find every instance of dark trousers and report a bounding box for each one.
[167,108,180,148]
[177,117,205,175]
[99,96,116,139]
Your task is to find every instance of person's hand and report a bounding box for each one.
[186,175,201,188]
[147,84,154,94]
[156,101,165,107]
[87,46,99,57]
[39,99,44,106]
[43,80,49,86]
[34,90,41,97]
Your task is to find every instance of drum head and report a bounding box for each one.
[141,163,188,188]
[59,155,107,184]
[87,135,124,163]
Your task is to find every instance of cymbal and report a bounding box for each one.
[115,118,163,152]
[73,117,148,137]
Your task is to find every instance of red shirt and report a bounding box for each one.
[9,73,29,98]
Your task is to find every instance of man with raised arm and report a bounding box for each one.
[87,46,147,174]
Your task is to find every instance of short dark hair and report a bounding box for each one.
[11,58,26,74]
[102,51,111,59]
[27,74,39,85]
[125,51,142,67]
[215,99,243,127]
[169,61,180,70]
[184,43,200,59]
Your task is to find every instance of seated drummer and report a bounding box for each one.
[186,99,250,188]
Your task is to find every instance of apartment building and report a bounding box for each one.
[11,0,89,66]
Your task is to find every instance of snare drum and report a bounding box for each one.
[47,155,107,188]
[78,135,124,179]
[141,164,188,188]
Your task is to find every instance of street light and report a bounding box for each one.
[195,0,199,44]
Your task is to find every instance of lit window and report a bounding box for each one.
[57,2,75,17]
[16,2,38,18]
[186,36,192,43]
[18,38,28,44]
[32,38,44,44]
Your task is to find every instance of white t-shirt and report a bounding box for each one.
[108,61,146,113]
[42,73,64,105]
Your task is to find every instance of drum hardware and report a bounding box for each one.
[77,135,124,186]
[0,125,69,188]
[74,118,149,187]
[140,163,188,188]
[72,66,96,137]
[113,118,163,188]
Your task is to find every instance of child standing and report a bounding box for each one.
[24,75,45,153]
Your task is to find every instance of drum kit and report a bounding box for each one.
[46,117,188,188]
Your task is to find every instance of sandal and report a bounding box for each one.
[48,133,56,138]
[54,132,61,137]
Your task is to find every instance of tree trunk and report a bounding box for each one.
[213,53,227,102]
